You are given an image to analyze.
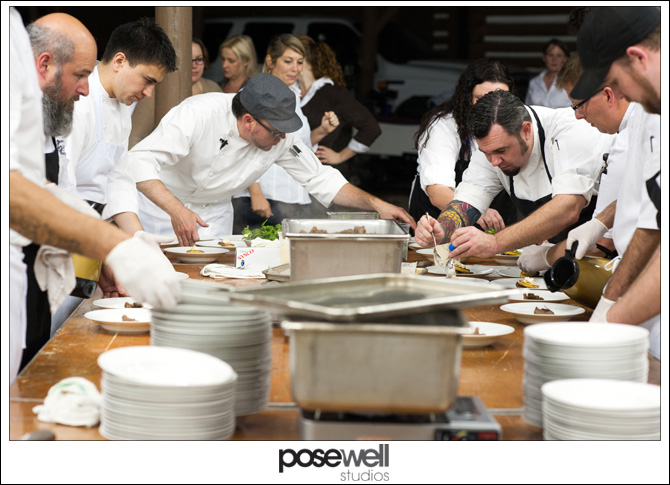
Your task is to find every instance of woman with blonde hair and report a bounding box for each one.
[218,34,259,93]
[296,34,381,166]
[232,34,338,232]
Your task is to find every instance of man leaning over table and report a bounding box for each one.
[128,73,415,246]
[9,9,180,383]
[414,90,610,259]
[567,6,661,358]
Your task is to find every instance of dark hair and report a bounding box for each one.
[101,18,177,73]
[414,58,514,161]
[469,90,531,142]
[296,34,345,86]
[192,37,209,69]
[543,38,570,57]
[231,92,249,118]
[568,7,592,35]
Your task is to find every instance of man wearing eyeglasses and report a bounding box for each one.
[414,89,610,260]
[129,73,415,245]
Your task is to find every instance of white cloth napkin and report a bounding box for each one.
[201,264,266,279]
[34,245,76,313]
[32,377,102,427]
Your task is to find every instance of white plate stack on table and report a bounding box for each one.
[541,379,660,440]
[150,279,273,416]
[97,346,237,440]
[521,322,650,428]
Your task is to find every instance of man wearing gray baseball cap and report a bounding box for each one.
[572,6,660,114]
[127,73,414,245]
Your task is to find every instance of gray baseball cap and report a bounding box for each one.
[239,73,303,133]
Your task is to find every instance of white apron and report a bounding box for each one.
[73,70,126,204]
[10,244,28,383]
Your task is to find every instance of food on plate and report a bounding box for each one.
[523,293,544,301]
[504,250,522,256]
[121,314,137,322]
[517,277,539,289]
[454,262,472,274]
[186,247,205,253]
[533,306,555,315]
[299,225,368,234]
[124,302,143,308]
[242,220,282,241]
[473,327,486,336]
[217,240,236,247]
[521,270,539,277]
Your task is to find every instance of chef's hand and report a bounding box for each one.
[315,146,342,165]
[105,237,180,309]
[517,244,552,273]
[414,214,445,248]
[250,192,273,219]
[589,296,616,322]
[98,263,127,299]
[320,111,339,134]
[373,201,416,230]
[133,230,175,246]
[476,208,505,232]
[449,227,499,259]
[170,206,209,247]
[566,219,608,260]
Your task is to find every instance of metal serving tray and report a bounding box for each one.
[229,273,517,324]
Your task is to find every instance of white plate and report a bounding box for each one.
[92,297,149,310]
[426,264,494,277]
[541,379,661,412]
[409,242,423,250]
[500,302,585,325]
[489,278,548,290]
[175,272,189,280]
[507,290,569,303]
[164,246,229,263]
[494,266,543,278]
[196,239,247,249]
[84,308,151,334]
[492,251,523,265]
[524,322,650,348]
[463,322,515,348]
[98,346,237,387]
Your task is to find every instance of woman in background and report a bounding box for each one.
[191,38,222,95]
[409,58,518,231]
[232,34,338,233]
[296,34,381,166]
[218,34,259,93]
[525,39,571,108]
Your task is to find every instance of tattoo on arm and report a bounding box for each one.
[436,200,481,244]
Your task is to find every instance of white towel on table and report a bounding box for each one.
[32,377,102,427]
[201,264,266,279]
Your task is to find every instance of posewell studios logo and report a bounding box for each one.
[279,444,391,481]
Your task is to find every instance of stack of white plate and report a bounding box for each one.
[522,322,649,428]
[150,279,273,416]
[98,346,237,440]
[542,379,660,440]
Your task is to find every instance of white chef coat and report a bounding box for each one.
[455,106,610,214]
[56,65,138,219]
[129,92,348,236]
[236,82,313,204]
[416,113,469,193]
[607,103,661,360]
[525,70,572,109]
[9,7,47,383]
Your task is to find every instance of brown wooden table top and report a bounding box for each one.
[9,249,660,441]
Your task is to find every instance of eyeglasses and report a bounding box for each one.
[252,116,284,138]
[571,87,604,112]
[192,57,205,66]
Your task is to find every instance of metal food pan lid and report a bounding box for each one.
[229,273,517,322]
[282,219,409,240]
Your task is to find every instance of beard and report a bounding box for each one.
[501,137,528,176]
[628,67,660,114]
[501,166,521,177]
[42,72,78,137]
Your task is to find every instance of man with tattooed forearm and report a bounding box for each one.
[415,90,610,260]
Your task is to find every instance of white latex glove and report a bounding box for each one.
[517,244,552,273]
[105,237,180,309]
[589,296,616,322]
[566,219,608,259]
[134,230,176,246]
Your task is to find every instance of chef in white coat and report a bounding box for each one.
[414,90,610,257]
[130,73,414,246]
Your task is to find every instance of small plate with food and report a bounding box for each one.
[426,263,494,277]
[93,297,151,310]
[494,266,542,278]
[196,239,246,248]
[463,321,515,348]
[490,277,548,290]
[500,302,585,325]
[492,249,523,265]
[164,246,229,263]
[84,308,151,334]
[507,290,569,303]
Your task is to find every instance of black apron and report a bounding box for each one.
[509,107,597,244]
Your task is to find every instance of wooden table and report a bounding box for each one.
[9,249,660,440]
